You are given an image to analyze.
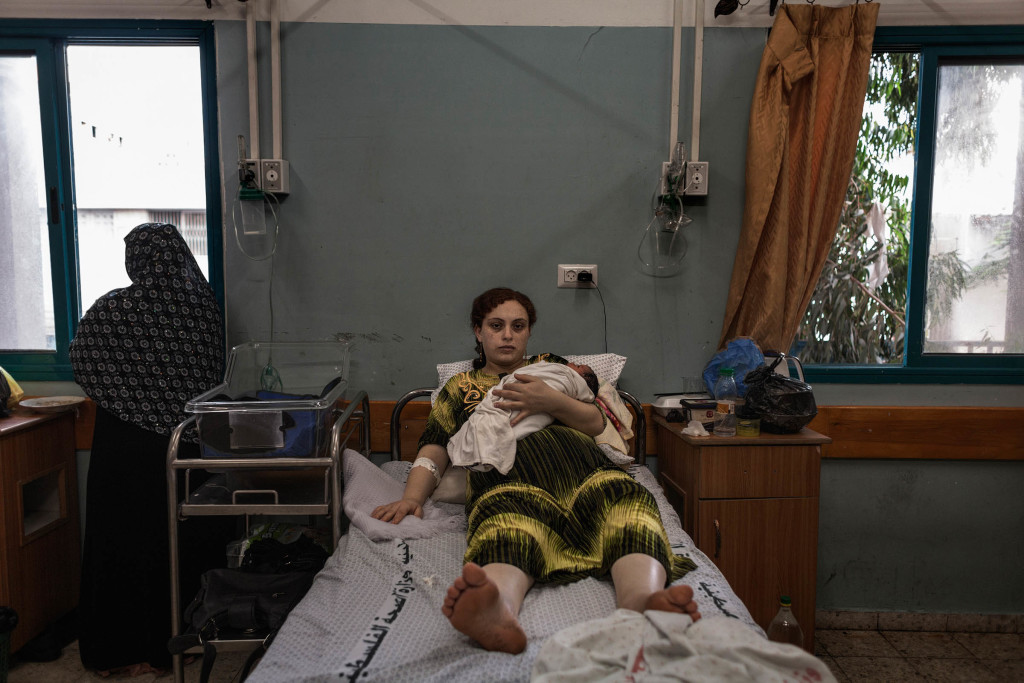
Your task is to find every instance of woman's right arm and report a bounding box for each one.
[370,443,449,524]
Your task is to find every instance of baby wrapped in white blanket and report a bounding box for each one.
[447,361,630,475]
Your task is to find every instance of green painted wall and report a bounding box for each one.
[211,22,1023,616]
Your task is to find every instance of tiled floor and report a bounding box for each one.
[816,630,1024,682]
[7,627,1024,681]
[815,611,1024,682]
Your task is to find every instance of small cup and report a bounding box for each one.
[736,417,761,437]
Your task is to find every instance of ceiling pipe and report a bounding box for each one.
[246,0,259,159]
[271,0,282,159]
[691,0,704,161]
[668,0,683,160]
[668,0,706,162]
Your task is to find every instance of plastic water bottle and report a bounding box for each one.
[713,367,738,437]
[767,595,804,647]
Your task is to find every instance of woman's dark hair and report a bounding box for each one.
[471,287,537,369]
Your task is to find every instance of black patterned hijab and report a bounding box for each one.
[70,223,224,436]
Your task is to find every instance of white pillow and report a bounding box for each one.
[431,353,627,405]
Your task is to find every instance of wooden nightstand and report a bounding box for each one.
[0,409,80,653]
[654,414,829,651]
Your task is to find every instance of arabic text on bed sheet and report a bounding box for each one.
[339,547,418,681]
[698,580,738,619]
[396,538,411,564]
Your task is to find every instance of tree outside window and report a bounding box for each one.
[794,29,1024,380]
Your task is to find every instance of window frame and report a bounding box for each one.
[0,20,223,382]
[806,25,1024,385]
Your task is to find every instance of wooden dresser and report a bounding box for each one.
[654,414,829,651]
[0,409,81,653]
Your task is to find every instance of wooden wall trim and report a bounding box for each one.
[52,399,1024,462]
[807,405,1024,461]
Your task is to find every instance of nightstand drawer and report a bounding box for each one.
[698,445,820,499]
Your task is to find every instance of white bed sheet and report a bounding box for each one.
[249,453,760,683]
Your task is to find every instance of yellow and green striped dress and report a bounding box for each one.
[420,354,695,585]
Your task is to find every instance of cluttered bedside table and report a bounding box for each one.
[654,413,830,652]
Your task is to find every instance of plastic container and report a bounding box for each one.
[713,367,738,437]
[226,538,247,568]
[186,341,351,459]
[652,394,687,418]
[767,595,804,646]
[736,417,761,437]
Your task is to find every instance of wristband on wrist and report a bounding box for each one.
[412,457,441,486]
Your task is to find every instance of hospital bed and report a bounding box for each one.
[245,355,763,682]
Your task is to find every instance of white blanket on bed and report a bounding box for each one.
[342,448,466,541]
[533,611,836,682]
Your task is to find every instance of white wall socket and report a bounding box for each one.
[557,264,598,288]
[685,161,709,196]
[261,158,290,194]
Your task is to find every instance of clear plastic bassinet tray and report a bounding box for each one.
[185,341,351,459]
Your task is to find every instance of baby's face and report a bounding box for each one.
[567,363,599,394]
[567,362,594,376]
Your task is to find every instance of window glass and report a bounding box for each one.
[795,30,1024,381]
[925,59,1024,355]
[0,53,56,352]
[0,24,220,381]
[68,44,209,310]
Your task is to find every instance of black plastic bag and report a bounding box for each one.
[742,357,817,433]
[0,371,10,418]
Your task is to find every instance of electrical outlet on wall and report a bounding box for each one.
[261,159,290,194]
[557,264,598,288]
[685,161,709,196]
[240,159,261,188]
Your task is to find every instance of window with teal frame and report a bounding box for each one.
[0,20,223,382]
[798,25,1024,384]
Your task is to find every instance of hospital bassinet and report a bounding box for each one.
[186,341,351,459]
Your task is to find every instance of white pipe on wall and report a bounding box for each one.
[668,0,683,159]
[246,0,260,159]
[691,0,704,161]
[271,0,282,160]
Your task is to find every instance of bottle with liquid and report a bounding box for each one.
[713,367,738,437]
[767,595,804,646]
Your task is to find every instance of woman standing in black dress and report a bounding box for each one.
[70,223,232,674]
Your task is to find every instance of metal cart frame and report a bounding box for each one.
[166,391,370,683]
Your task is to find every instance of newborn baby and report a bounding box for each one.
[447,361,598,474]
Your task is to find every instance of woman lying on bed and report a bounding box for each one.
[371,287,701,654]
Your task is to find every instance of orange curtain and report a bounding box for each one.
[718,3,879,353]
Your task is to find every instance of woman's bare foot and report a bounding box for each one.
[442,562,527,654]
[644,584,702,622]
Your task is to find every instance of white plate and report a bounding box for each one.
[19,396,86,413]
